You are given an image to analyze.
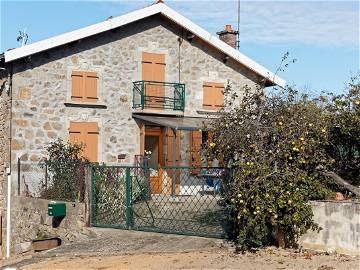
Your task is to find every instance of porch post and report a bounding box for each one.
[171,128,177,197]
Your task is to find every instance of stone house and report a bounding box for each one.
[0,1,285,250]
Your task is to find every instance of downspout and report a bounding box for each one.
[5,167,11,258]
[6,62,13,258]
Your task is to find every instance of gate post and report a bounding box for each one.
[84,165,91,227]
[125,168,133,228]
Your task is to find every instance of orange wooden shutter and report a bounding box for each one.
[166,129,181,194]
[203,82,224,110]
[190,131,202,174]
[213,83,224,109]
[71,71,98,102]
[71,71,84,101]
[140,124,145,155]
[84,123,99,162]
[166,129,181,166]
[84,72,98,102]
[142,52,165,108]
[203,83,214,110]
[69,122,99,162]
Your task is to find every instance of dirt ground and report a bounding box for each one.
[3,228,359,270]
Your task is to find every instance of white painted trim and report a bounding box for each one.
[4,3,286,88]
[6,167,11,258]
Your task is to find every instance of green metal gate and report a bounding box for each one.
[90,166,233,238]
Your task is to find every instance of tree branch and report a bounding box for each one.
[322,171,360,196]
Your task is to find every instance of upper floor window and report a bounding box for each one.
[71,71,98,103]
[142,52,166,108]
[202,82,224,110]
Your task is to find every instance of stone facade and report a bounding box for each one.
[0,16,263,255]
[8,15,259,174]
[10,196,93,254]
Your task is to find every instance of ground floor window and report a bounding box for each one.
[69,122,99,162]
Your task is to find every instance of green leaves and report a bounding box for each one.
[41,139,88,202]
[205,77,360,250]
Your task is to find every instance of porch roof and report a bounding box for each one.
[132,114,212,131]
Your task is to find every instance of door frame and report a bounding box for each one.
[144,126,164,166]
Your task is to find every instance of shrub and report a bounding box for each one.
[205,85,335,250]
[326,77,360,186]
[41,139,88,202]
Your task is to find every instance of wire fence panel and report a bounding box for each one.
[91,166,234,238]
[17,158,86,202]
[17,159,47,197]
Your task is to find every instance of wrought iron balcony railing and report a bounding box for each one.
[133,80,185,112]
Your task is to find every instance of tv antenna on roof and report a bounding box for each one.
[236,0,240,50]
[17,28,28,47]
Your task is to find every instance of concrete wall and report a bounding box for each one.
[9,196,92,255]
[301,201,360,256]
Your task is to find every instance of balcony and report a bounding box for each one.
[133,81,185,112]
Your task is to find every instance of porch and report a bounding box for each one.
[132,114,217,197]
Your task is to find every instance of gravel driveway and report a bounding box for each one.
[3,228,359,270]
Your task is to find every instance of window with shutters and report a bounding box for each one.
[202,82,224,110]
[69,122,99,162]
[141,52,166,108]
[71,71,98,103]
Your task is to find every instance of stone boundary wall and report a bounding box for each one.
[9,196,93,255]
[301,200,360,256]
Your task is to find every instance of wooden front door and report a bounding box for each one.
[144,127,164,194]
[142,52,165,109]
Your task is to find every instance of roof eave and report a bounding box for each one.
[4,2,286,88]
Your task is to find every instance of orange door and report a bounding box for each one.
[142,52,165,109]
[144,127,164,194]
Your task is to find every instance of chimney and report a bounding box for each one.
[216,25,238,49]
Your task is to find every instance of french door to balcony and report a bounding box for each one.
[142,52,165,109]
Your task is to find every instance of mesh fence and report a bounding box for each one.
[17,160,47,197]
[91,166,234,238]
[17,158,86,202]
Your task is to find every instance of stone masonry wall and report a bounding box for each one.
[300,201,360,256]
[9,15,261,194]
[11,196,92,255]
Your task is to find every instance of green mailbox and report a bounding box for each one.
[48,202,66,217]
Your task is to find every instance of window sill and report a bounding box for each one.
[64,101,107,109]
[196,109,222,115]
